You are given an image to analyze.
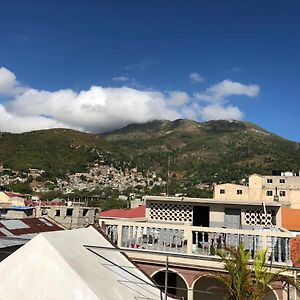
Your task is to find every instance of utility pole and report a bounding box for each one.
[166,153,170,196]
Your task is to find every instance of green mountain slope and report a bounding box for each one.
[1,120,300,194]
[0,128,116,178]
[103,119,300,184]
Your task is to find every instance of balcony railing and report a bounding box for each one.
[101,219,292,264]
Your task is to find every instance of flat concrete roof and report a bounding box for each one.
[144,195,284,207]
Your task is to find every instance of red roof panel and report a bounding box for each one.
[282,208,300,231]
[100,205,146,219]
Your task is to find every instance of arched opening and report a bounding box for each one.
[152,270,188,299]
[263,286,279,300]
[193,276,228,300]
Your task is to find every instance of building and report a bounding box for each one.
[99,195,295,300]
[0,191,26,207]
[34,204,100,229]
[0,226,175,300]
[0,217,63,261]
[214,173,300,208]
[0,206,34,219]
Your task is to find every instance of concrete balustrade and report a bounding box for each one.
[101,219,292,265]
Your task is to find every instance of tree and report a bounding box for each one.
[215,243,300,300]
[6,182,32,194]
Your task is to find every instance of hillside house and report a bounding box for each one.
[0,191,26,207]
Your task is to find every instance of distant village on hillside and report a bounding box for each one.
[0,162,166,194]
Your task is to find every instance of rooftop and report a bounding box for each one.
[0,226,174,300]
[100,205,146,219]
[144,195,282,207]
[0,217,63,249]
[3,192,25,198]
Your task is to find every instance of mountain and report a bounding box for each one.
[1,120,300,195]
[103,119,300,186]
[0,128,122,179]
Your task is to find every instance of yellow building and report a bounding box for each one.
[214,173,300,208]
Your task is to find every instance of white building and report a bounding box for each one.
[0,226,175,300]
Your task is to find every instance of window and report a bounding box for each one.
[279,179,285,184]
[66,208,73,216]
[237,190,243,195]
[267,179,273,183]
[55,209,61,217]
[266,190,273,196]
[83,209,89,216]
[220,189,225,194]
[279,191,286,197]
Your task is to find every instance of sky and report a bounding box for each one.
[0,0,300,141]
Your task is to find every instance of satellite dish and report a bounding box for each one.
[67,201,73,207]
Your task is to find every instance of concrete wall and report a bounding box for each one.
[214,174,300,208]
[214,183,249,201]
[147,199,280,229]
[209,204,224,228]
[0,192,25,206]
[35,206,99,229]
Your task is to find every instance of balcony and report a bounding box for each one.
[101,219,292,265]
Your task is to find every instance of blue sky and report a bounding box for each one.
[0,0,300,141]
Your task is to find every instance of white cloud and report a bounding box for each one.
[0,104,73,133]
[0,67,27,96]
[167,91,189,107]
[112,76,129,82]
[0,67,260,133]
[195,79,260,103]
[200,104,244,121]
[7,85,181,133]
[189,72,204,83]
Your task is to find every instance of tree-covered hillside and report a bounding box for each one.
[103,119,300,186]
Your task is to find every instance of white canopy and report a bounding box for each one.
[0,226,174,300]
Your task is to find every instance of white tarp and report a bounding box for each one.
[0,226,174,300]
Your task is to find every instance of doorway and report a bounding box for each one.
[193,206,210,227]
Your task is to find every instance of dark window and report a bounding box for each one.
[66,208,73,216]
[279,191,286,197]
[55,210,61,217]
[220,189,225,194]
[279,179,285,184]
[237,190,242,195]
[266,190,273,196]
[83,209,89,216]
[267,179,273,183]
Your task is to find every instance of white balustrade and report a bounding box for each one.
[102,220,292,264]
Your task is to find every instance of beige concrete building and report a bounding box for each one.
[99,195,294,300]
[35,205,100,229]
[214,173,300,208]
[0,192,26,207]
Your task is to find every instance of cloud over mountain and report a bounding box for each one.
[0,67,260,133]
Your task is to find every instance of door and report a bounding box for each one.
[224,208,241,229]
[224,208,241,247]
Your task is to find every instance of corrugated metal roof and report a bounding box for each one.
[0,228,13,236]
[0,220,29,230]
[0,218,63,249]
[38,218,54,227]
